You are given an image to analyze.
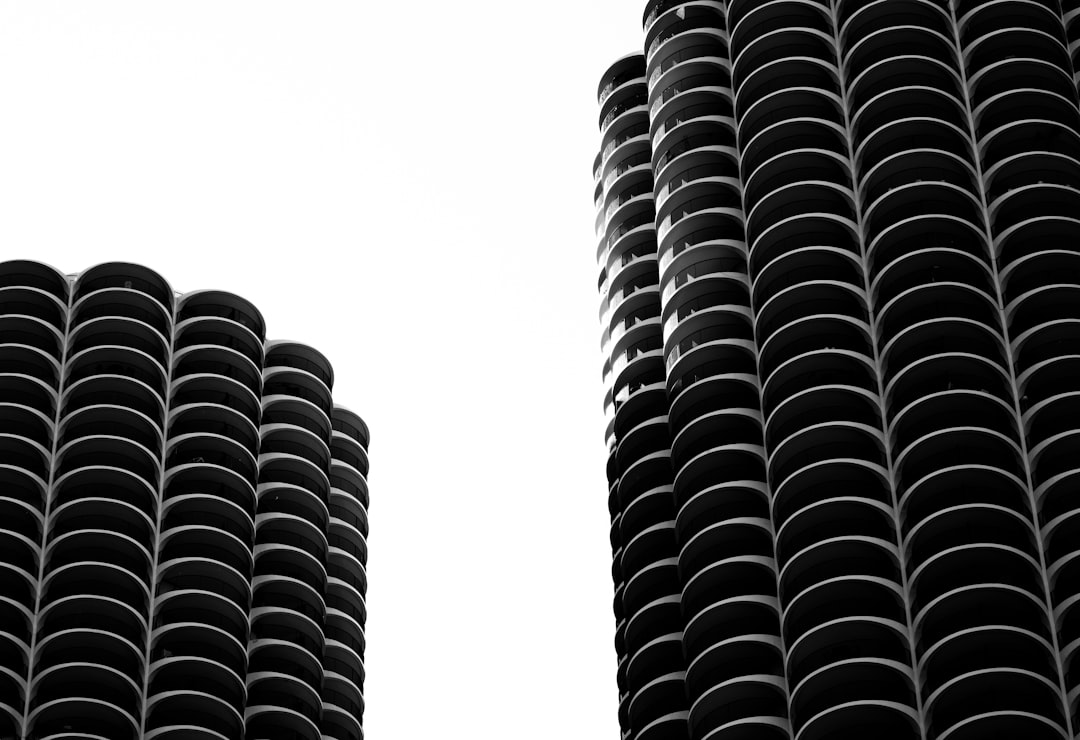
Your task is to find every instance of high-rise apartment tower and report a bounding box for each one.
[0,260,369,740]
[595,2,1080,739]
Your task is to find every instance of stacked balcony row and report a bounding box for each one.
[0,260,368,740]
[598,54,691,740]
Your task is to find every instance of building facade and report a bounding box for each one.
[0,260,369,740]
[595,2,1080,739]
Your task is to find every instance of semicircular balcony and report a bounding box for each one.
[627,632,684,697]
[905,502,1037,578]
[54,434,159,496]
[151,619,247,684]
[851,84,968,151]
[872,249,993,324]
[0,282,66,332]
[772,458,892,538]
[775,496,896,570]
[0,260,70,304]
[848,53,962,127]
[682,589,781,665]
[925,666,1067,740]
[58,402,162,459]
[782,574,907,648]
[795,699,919,740]
[679,516,773,586]
[682,554,779,628]
[785,613,911,689]
[1006,283,1080,357]
[644,1,724,67]
[37,594,147,662]
[33,626,143,690]
[668,370,759,438]
[765,383,880,454]
[0,342,60,390]
[164,431,256,486]
[889,389,1019,459]
[26,683,140,740]
[162,461,255,521]
[894,424,1024,501]
[173,344,261,400]
[778,536,902,613]
[864,183,984,251]
[158,522,252,582]
[626,595,685,658]
[672,443,766,513]
[50,496,154,556]
[324,609,364,660]
[762,347,877,420]
[981,112,1080,172]
[729,0,831,59]
[676,480,770,549]
[687,672,788,739]
[909,541,1046,623]
[884,347,1012,419]
[44,528,153,595]
[177,288,266,343]
[671,407,763,475]
[1000,247,1080,321]
[28,660,142,730]
[975,87,1080,150]
[1011,309,1080,378]
[628,671,690,733]
[329,490,367,542]
[70,283,172,341]
[769,420,887,492]
[739,85,846,155]
[143,689,242,740]
[63,372,165,428]
[0,370,57,423]
[66,344,168,401]
[169,372,261,434]
[153,587,249,648]
[244,702,322,740]
[73,261,173,314]
[247,642,323,705]
[157,556,250,614]
[789,657,918,737]
[743,115,848,187]
[251,570,325,627]
[920,622,1059,704]
[685,631,784,706]
[749,208,858,282]
[69,315,169,370]
[735,61,839,142]
[175,316,264,370]
[0,315,64,372]
[146,655,245,726]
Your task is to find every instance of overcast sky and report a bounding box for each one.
[0,2,645,736]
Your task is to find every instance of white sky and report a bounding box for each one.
[0,2,644,737]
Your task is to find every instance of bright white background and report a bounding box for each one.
[0,2,644,737]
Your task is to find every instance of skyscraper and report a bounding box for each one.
[595,2,1080,739]
[0,260,369,740]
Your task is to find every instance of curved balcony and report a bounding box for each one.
[66,344,168,401]
[789,658,917,736]
[177,289,266,343]
[173,344,261,399]
[0,260,70,303]
[169,372,261,432]
[69,315,169,369]
[0,314,64,363]
[70,284,172,340]
[0,342,60,390]
[73,262,173,313]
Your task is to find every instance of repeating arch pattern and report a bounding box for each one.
[597,1,1080,737]
[0,261,369,740]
